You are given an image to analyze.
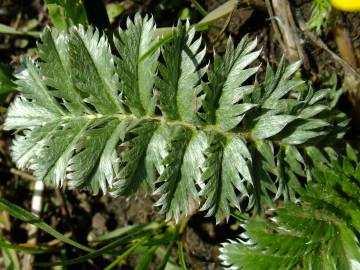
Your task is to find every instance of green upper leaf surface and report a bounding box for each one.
[115,14,159,116]
[4,15,347,222]
[220,148,360,269]
[157,22,205,123]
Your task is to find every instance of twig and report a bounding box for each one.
[269,0,309,68]
[284,0,310,68]
[334,13,358,68]
[298,19,360,81]
[10,168,36,182]
[265,0,287,51]
[211,11,235,48]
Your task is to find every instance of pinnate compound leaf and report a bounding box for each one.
[220,150,360,269]
[4,14,347,222]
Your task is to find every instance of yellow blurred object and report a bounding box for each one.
[330,0,360,11]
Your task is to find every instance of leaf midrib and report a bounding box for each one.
[42,121,90,182]
[210,49,241,125]
[27,62,65,115]
[73,30,123,113]
[135,21,146,116]
[58,112,255,142]
[47,31,91,114]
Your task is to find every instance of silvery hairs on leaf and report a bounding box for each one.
[5,14,347,223]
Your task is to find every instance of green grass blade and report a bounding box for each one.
[178,241,188,270]
[0,24,40,37]
[135,246,158,270]
[157,228,178,270]
[91,222,163,242]
[156,247,181,270]
[196,0,237,30]
[190,0,208,16]
[0,198,93,252]
[1,247,20,270]
[34,229,156,267]
[0,240,52,254]
[140,29,174,63]
[148,0,237,64]
[104,237,147,270]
